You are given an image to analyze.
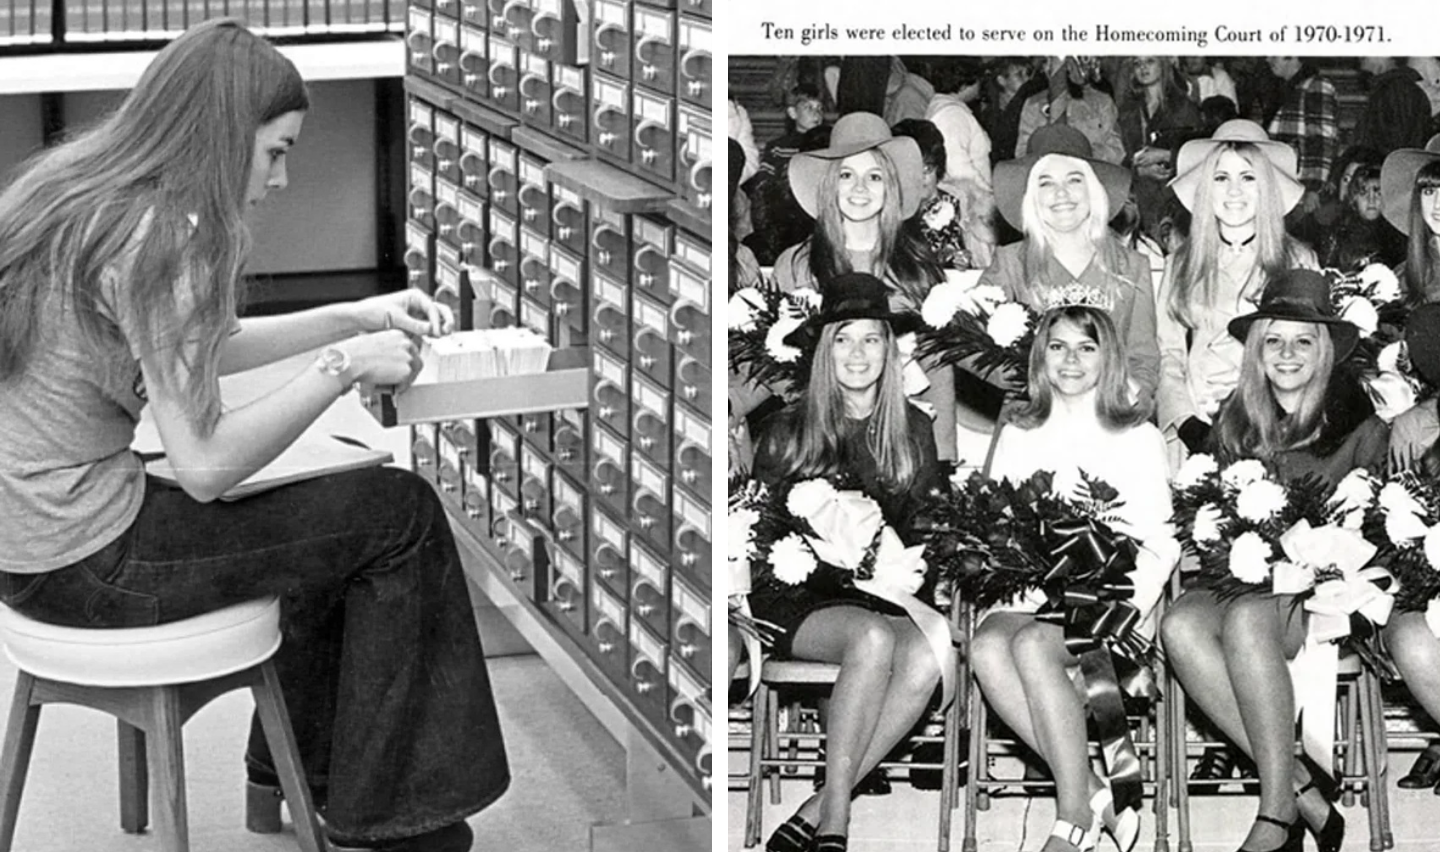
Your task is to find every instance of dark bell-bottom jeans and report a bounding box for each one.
[0,466,510,844]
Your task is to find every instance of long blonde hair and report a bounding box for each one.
[1167,143,1300,328]
[773,320,920,493]
[1212,319,1336,461]
[0,19,308,434]
[1015,154,1133,307]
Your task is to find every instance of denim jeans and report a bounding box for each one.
[0,466,510,844]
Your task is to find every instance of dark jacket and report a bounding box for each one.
[1352,66,1433,156]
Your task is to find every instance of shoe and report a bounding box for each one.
[1235,814,1305,852]
[1050,815,1100,852]
[1190,744,1236,782]
[814,764,891,796]
[1089,787,1139,852]
[765,814,816,852]
[245,771,327,833]
[1399,745,1440,789]
[1297,779,1345,852]
[814,835,848,852]
[328,822,473,852]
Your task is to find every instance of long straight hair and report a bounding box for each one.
[1016,155,1133,307]
[1167,143,1299,328]
[771,320,919,494]
[0,18,308,434]
[1211,319,1336,461]
[807,150,941,307]
[1402,160,1440,303]
[1010,306,1147,431]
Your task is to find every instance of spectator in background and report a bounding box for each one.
[1198,95,1240,134]
[836,56,892,117]
[883,56,935,126]
[924,58,993,194]
[1290,146,1384,255]
[1314,163,1408,270]
[1179,56,1238,112]
[746,124,832,267]
[1231,56,1289,126]
[891,118,994,270]
[1118,56,1204,240]
[981,56,1044,166]
[1266,56,1340,203]
[1407,57,1440,129]
[1352,57,1433,156]
[1016,56,1126,167]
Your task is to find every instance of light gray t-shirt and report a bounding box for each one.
[0,273,149,573]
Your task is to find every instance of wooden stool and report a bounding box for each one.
[0,598,325,852]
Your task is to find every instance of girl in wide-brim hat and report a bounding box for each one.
[1155,119,1318,471]
[1166,267,1386,852]
[746,271,945,852]
[976,123,1160,411]
[1380,134,1440,303]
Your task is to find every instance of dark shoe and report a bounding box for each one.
[813,765,891,796]
[814,834,848,852]
[765,814,816,852]
[1236,814,1305,852]
[1190,745,1236,781]
[245,767,328,832]
[1298,779,1345,852]
[329,822,473,852]
[1399,745,1440,789]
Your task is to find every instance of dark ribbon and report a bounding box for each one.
[1034,517,1147,814]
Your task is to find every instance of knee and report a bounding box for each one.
[1009,621,1062,671]
[1161,596,1213,660]
[844,617,898,669]
[1386,616,1437,678]
[1219,596,1276,641]
[968,621,1012,682]
[893,629,941,694]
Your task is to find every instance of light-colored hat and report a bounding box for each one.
[1168,119,1304,214]
[1380,134,1440,234]
[992,124,1132,231]
[787,112,926,220]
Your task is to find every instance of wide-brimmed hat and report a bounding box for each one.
[1405,303,1440,387]
[783,272,923,349]
[1169,119,1304,214]
[1227,268,1358,359]
[992,124,1132,231]
[1380,134,1440,234]
[787,112,927,220]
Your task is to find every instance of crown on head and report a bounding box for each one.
[1043,283,1115,312]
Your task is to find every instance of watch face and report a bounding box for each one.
[321,347,348,375]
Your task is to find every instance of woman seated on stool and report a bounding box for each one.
[748,273,947,852]
[970,305,1179,852]
[0,20,505,852]
[1162,270,1386,852]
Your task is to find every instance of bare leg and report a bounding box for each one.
[1386,612,1440,736]
[788,614,942,833]
[970,613,1045,756]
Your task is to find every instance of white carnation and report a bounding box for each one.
[1175,453,1219,490]
[1191,504,1224,548]
[921,278,970,328]
[727,288,765,331]
[787,478,838,520]
[765,317,804,362]
[1425,527,1440,572]
[924,199,956,230]
[1338,296,1378,338]
[1221,459,1268,490]
[1228,531,1274,584]
[986,302,1031,348]
[770,534,818,585]
[1360,263,1401,303]
[1236,479,1288,522]
[1329,469,1376,517]
[1379,481,1427,518]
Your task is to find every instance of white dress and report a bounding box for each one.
[987,411,1181,631]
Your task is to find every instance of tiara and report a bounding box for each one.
[1043,283,1115,312]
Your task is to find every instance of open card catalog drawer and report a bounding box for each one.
[362,347,589,427]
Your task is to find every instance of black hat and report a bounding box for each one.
[1405,303,1440,387]
[993,124,1132,231]
[783,272,923,349]
[1227,269,1358,359]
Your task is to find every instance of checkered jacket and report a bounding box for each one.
[1267,70,1339,189]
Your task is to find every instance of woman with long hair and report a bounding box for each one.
[1157,119,1316,469]
[764,111,956,461]
[1162,270,1386,852]
[979,125,1159,408]
[0,21,505,852]
[748,273,946,852]
[1382,134,1440,304]
[971,305,1178,852]
[1117,56,1203,240]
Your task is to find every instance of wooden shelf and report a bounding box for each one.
[0,38,404,95]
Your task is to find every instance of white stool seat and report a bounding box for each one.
[0,598,280,687]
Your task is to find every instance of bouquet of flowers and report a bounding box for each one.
[727,282,823,393]
[1170,456,1389,610]
[913,270,1036,388]
[1328,263,1429,416]
[1368,472,1440,620]
[731,475,928,620]
[1329,262,1403,340]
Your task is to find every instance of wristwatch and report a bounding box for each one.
[316,346,354,392]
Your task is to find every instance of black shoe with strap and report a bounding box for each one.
[1297,778,1345,852]
[765,814,816,852]
[1399,744,1440,789]
[814,835,848,852]
[1236,814,1305,852]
